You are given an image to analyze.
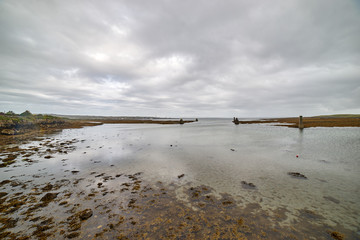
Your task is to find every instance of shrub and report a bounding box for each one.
[6,111,16,115]
[20,110,33,117]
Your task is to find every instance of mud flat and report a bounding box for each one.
[0,170,355,239]
[0,136,357,239]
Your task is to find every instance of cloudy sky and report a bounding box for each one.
[1,0,359,117]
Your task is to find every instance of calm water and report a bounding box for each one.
[2,119,360,237]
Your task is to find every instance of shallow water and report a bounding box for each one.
[1,119,359,239]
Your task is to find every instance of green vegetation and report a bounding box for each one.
[0,110,60,121]
[314,114,360,118]
[0,110,64,135]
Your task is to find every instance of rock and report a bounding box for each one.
[78,209,93,220]
[40,192,58,202]
[241,181,256,189]
[178,174,185,179]
[41,184,53,191]
[288,172,307,179]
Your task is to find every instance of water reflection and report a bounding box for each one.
[0,120,359,238]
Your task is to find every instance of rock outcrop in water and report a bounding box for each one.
[233,117,240,125]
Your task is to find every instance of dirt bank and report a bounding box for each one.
[237,116,360,128]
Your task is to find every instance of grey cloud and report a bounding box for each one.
[0,0,359,117]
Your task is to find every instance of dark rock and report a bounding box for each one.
[241,181,256,189]
[71,171,79,174]
[78,209,93,220]
[288,172,307,179]
[40,192,58,202]
[178,174,185,179]
[41,184,53,191]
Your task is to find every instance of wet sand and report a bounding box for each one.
[0,131,357,239]
[238,116,360,128]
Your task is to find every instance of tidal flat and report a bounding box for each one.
[0,119,359,239]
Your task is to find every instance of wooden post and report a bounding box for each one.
[299,115,304,129]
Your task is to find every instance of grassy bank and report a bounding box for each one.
[237,115,360,128]
[0,111,195,146]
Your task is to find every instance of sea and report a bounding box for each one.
[1,118,359,238]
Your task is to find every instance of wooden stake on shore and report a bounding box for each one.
[299,115,304,129]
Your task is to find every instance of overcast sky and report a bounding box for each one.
[1,0,359,118]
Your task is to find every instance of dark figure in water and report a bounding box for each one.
[233,117,240,125]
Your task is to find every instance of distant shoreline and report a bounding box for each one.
[0,115,195,145]
[237,115,360,128]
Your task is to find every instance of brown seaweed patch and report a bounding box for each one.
[329,231,345,240]
[0,192,7,198]
[299,209,325,220]
[32,217,54,238]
